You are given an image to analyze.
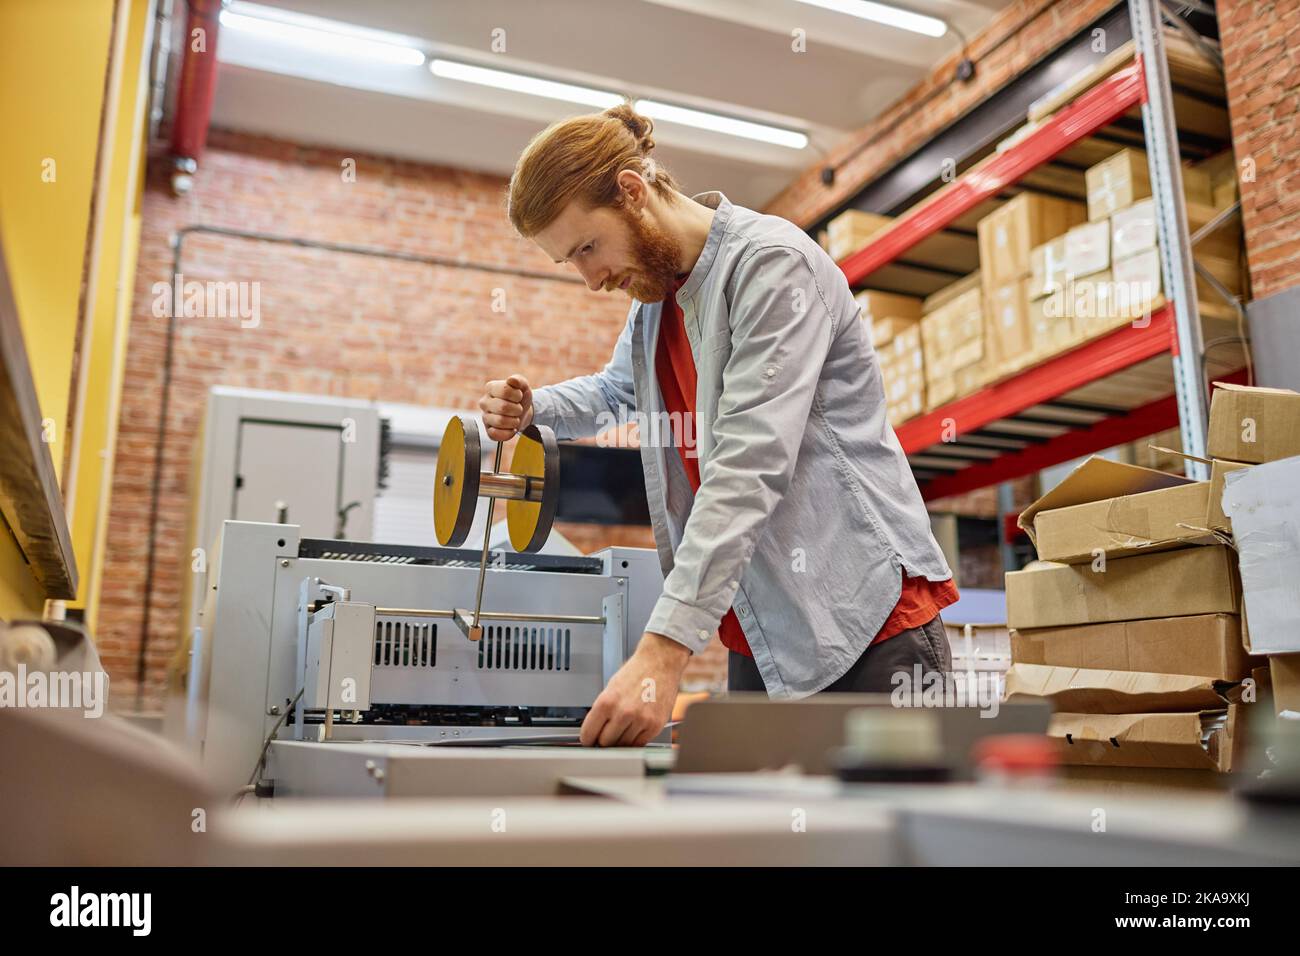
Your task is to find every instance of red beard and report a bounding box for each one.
[619,205,684,302]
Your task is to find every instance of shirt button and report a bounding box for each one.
[697,629,710,640]
[764,366,777,378]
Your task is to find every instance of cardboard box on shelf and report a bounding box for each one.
[922,271,982,314]
[977,194,1086,286]
[1200,251,1243,296]
[920,286,985,411]
[1028,292,1078,359]
[1017,456,1214,562]
[1086,148,1152,221]
[1111,247,1162,318]
[1111,200,1157,260]
[881,322,922,365]
[1192,150,1237,192]
[1110,244,1243,322]
[1212,176,1239,209]
[1271,654,1300,715]
[924,374,956,410]
[885,397,923,426]
[1222,457,1300,654]
[882,373,924,426]
[869,315,919,349]
[1010,614,1257,682]
[1048,708,1237,771]
[828,210,891,261]
[1207,383,1300,464]
[1004,663,1232,715]
[1180,164,1214,208]
[954,359,994,398]
[1111,197,1242,261]
[1028,237,1068,300]
[1068,269,1121,338]
[1004,544,1240,630]
[855,289,923,323]
[987,278,1031,368]
[920,287,984,376]
[878,323,925,426]
[1065,220,1110,278]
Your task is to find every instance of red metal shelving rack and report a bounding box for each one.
[840,61,1147,289]
[837,54,1242,501]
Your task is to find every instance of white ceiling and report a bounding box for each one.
[198,0,1015,209]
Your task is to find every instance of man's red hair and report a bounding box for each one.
[508,103,681,237]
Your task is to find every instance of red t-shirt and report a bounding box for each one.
[653,281,958,658]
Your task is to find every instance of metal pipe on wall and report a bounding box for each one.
[168,0,222,195]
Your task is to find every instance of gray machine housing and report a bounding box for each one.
[181,520,663,792]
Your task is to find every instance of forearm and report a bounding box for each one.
[531,374,631,441]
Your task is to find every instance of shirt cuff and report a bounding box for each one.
[644,594,718,654]
[529,387,554,430]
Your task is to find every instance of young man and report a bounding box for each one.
[480,104,955,747]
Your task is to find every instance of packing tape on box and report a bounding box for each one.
[1106,497,1153,542]
[1081,567,1111,623]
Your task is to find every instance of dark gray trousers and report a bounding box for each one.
[727,614,952,694]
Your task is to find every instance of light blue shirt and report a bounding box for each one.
[531,192,952,698]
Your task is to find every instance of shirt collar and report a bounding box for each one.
[676,191,732,303]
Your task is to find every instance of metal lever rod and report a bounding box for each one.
[468,441,505,639]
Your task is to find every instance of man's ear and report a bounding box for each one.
[616,168,648,209]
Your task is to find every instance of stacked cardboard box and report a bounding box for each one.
[876,323,925,426]
[827,210,892,262]
[855,289,922,349]
[1208,384,1300,712]
[1003,663,1246,774]
[1053,147,1247,344]
[1025,237,1076,358]
[1004,455,1263,778]
[1086,148,1153,220]
[1024,148,1246,361]
[978,194,1086,378]
[918,273,987,408]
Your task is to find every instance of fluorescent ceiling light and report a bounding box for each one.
[793,0,947,38]
[635,99,808,150]
[430,60,624,109]
[430,60,806,150]
[219,2,427,66]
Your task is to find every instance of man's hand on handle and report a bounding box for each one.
[481,375,689,747]
[581,632,690,747]
[479,374,534,442]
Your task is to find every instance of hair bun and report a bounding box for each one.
[605,102,655,154]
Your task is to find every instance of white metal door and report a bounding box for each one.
[234,420,344,537]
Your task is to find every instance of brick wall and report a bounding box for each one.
[1219,0,1300,298]
[98,129,702,713]
[764,0,1124,228]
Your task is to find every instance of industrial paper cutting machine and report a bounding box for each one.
[171,418,665,794]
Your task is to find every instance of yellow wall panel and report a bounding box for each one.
[0,0,117,620]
